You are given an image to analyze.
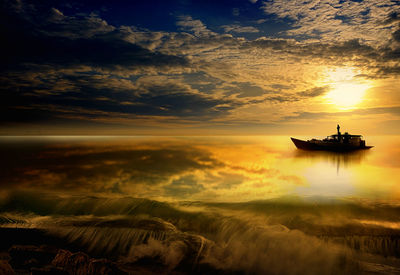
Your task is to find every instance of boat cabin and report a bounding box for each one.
[323,132,365,146]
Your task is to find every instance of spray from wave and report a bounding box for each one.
[2,191,400,274]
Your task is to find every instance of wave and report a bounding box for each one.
[0,192,365,274]
[4,215,353,274]
[321,235,400,258]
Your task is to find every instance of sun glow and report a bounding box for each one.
[326,82,370,108]
[323,68,371,110]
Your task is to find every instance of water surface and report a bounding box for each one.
[1,136,399,274]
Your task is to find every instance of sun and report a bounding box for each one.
[323,67,371,110]
[326,82,369,109]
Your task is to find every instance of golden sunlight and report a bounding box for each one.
[326,82,369,108]
[323,67,372,109]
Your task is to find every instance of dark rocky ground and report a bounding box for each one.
[0,228,229,275]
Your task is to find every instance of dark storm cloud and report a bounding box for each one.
[0,72,237,125]
[0,1,188,71]
[0,0,250,126]
[2,35,188,69]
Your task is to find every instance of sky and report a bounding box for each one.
[1,0,400,135]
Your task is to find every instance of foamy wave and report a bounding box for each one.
[2,192,400,274]
[321,235,400,258]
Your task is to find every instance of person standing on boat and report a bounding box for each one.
[337,124,341,142]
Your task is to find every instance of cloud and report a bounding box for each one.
[392,28,400,42]
[222,24,259,33]
[241,37,400,79]
[1,14,188,71]
[261,0,400,46]
[1,0,400,133]
[383,11,400,25]
[0,2,244,126]
[3,36,188,70]
[176,15,213,37]
[222,82,268,98]
[243,37,378,61]
[282,106,400,122]
[298,86,330,98]
[0,72,240,126]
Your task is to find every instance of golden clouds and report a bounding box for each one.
[1,0,400,134]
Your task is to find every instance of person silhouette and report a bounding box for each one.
[337,124,341,141]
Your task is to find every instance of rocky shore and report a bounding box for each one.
[0,227,223,275]
[1,244,133,275]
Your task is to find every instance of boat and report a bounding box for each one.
[291,125,373,152]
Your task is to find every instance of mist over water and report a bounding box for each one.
[1,136,400,274]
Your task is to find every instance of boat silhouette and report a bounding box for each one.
[291,125,373,152]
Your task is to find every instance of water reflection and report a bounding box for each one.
[291,147,373,197]
[0,136,398,201]
[293,149,369,173]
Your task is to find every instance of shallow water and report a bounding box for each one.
[0,136,400,274]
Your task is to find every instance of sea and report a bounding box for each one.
[0,135,399,274]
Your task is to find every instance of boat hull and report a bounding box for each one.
[291,138,373,152]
